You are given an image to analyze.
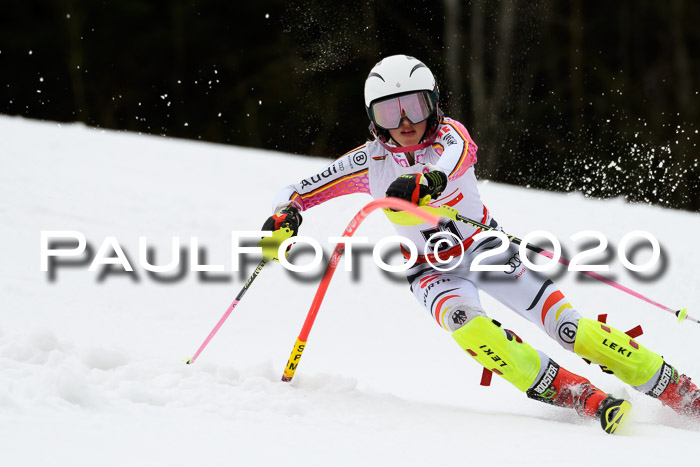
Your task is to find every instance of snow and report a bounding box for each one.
[2,115,700,466]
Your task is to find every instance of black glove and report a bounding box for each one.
[261,205,303,236]
[385,171,448,205]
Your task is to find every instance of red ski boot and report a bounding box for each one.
[527,359,631,433]
[648,362,700,417]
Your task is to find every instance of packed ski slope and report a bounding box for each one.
[2,115,700,466]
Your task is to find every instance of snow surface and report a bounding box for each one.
[2,115,700,466]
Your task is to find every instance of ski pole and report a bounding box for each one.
[281,197,442,383]
[186,259,267,365]
[448,209,695,325]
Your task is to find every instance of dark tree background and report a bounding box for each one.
[2,0,699,210]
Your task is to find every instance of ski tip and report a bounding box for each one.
[600,399,632,435]
[184,358,192,365]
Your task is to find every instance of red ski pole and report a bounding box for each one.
[281,197,441,382]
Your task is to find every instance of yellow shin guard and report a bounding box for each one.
[574,317,663,386]
[452,316,541,392]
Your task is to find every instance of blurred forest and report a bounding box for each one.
[1,0,699,210]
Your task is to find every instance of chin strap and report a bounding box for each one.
[372,121,439,154]
[376,136,437,153]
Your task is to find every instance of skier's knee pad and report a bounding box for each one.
[574,317,663,386]
[452,316,541,392]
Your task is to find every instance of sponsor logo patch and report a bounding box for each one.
[451,310,468,326]
[558,321,578,344]
[504,252,522,275]
[649,362,675,398]
[533,361,559,395]
[352,152,367,166]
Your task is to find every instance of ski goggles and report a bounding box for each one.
[371,91,434,130]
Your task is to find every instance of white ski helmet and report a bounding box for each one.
[364,55,441,138]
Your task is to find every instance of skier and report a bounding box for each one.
[261,54,699,433]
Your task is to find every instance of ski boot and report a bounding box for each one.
[527,359,631,434]
[451,316,631,434]
[573,318,700,421]
[647,362,700,417]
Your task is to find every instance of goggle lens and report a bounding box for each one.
[372,92,433,130]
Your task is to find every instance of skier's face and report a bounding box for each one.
[388,118,427,147]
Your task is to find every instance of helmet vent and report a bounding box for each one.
[409,63,427,76]
[367,72,385,82]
